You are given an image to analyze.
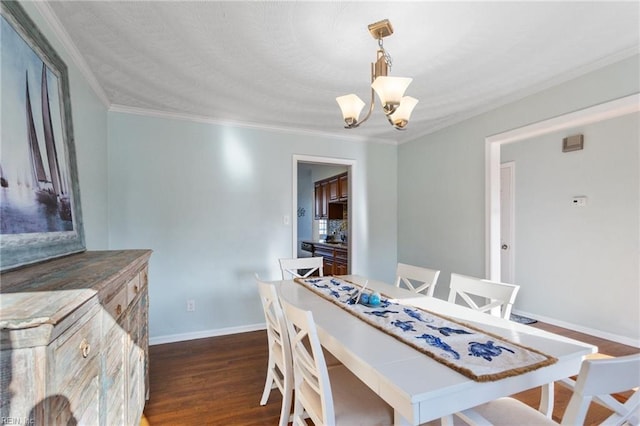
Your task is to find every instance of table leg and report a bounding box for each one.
[539,382,554,417]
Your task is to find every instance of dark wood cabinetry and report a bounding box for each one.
[314,172,348,219]
[328,177,339,202]
[314,181,327,219]
[302,241,348,275]
[339,173,348,200]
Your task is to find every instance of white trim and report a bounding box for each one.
[500,161,515,284]
[110,104,394,145]
[486,93,640,279]
[33,2,110,107]
[149,323,266,346]
[401,46,639,145]
[512,310,640,349]
[292,155,358,273]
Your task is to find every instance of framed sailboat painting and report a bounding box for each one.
[1,1,85,270]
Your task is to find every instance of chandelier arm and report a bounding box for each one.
[345,63,377,129]
[353,87,375,128]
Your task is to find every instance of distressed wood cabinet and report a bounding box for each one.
[0,250,152,425]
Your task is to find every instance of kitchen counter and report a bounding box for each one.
[302,240,348,250]
[300,240,349,275]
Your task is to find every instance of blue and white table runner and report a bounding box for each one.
[295,276,556,382]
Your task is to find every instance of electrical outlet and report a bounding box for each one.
[186,299,195,312]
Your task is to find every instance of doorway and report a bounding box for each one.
[292,155,357,272]
[485,93,639,281]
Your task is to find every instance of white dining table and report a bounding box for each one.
[276,274,597,425]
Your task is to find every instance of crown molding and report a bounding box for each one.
[400,45,640,145]
[109,104,396,145]
[33,2,111,108]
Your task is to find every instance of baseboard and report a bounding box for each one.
[149,323,266,346]
[512,309,640,348]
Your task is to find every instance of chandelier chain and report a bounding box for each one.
[378,38,393,70]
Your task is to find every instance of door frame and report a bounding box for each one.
[292,155,357,272]
[500,161,515,284]
[485,93,639,281]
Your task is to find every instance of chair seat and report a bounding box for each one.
[421,398,554,426]
[471,397,555,426]
[329,365,394,425]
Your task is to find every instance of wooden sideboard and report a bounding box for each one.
[0,250,152,425]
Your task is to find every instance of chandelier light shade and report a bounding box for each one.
[336,19,418,130]
[389,96,419,129]
[371,76,413,114]
[336,94,366,127]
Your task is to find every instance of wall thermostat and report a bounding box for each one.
[571,196,587,207]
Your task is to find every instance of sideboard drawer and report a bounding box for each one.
[50,305,101,390]
[49,304,101,424]
[104,284,128,321]
[127,273,142,304]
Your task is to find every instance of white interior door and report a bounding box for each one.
[500,162,515,283]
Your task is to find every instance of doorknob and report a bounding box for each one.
[501,244,509,250]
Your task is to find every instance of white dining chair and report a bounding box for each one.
[256,277,293,426]
[279,257,324,280]
[447,273,520,320]
[394,262,441,297]
[280,297,394,426]
[557,352,614,399]
[454,353,640,426]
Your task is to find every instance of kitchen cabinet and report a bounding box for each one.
[0,250,152,425]
[339,173,348,200]
[328,177,339,202]
[314,172,348,219]
[301,241,349,275]
[314,181,328,219]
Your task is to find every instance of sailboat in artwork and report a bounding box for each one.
[25,65,72,221]
[41,64,71,221]
[26,70,57,206]
[0,164,8,188]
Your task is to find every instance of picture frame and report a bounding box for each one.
[1,1,85,271]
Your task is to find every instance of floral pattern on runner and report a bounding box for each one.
[295,276,556,382]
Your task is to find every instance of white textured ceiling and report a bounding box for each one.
[47,1,639,144]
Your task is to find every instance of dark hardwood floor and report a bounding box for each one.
[143,322,638,425]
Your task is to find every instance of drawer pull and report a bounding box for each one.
[134,285,139,294]
[116,304,122,316]
[80,339,91,358]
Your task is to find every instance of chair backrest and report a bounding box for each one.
[280,298,334,426]
[279,257,324,280]
[447,273,520,319]
[561,354,640,425]
[394,263,441,297]
[255,277,292,394]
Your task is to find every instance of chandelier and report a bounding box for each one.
[336,19,418,130]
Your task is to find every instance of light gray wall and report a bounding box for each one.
[107,112,398,340]
[501,112,639,341]
[398,55,639,344]
[21,3,110,249]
